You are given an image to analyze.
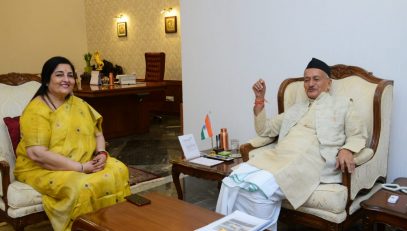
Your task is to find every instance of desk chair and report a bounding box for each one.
[145,52,165,82]
[240,64,393,231]
[144,52,166,121]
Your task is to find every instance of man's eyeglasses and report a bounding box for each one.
[381,183,407,194]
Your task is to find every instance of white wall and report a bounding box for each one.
[0,0,88,73]
[181,0,407,182]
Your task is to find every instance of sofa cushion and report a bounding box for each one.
[3,116,20,156]
[7,204,44,219]
[288,206,347,224]
[7,181,42,209]
[282,183,347,214]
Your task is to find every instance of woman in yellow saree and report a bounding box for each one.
[14,56,131,231]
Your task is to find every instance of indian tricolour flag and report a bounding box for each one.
[200,114,213,140]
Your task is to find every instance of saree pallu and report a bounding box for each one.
[14,96,130,231]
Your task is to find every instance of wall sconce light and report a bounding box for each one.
[115,14,127,23]
[160,7,173,16]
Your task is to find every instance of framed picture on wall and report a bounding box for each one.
[117,22,127,37]
[165,16,177,33]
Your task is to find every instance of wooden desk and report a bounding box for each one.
[171,156,243,200]
[74,82,166,139]
[72,192,223,231]
[361,177,407,231]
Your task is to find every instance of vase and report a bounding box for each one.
[81,73,91,85]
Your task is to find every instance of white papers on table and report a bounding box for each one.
[178,134,223,167]
[195,210,272,231]
[178,134,200,159]
[117,74,136,85]
[189,157,223,167]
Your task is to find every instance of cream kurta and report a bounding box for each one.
[248,98,323,208]
[216,92,367,228]
[248,92,367,208]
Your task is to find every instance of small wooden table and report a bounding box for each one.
[171,156,243,200]
[361,177,407,231]
[72,192,223,231]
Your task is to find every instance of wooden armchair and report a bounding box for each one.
[0,73,48,231]
[240,64,393,231]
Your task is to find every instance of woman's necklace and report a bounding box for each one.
[44,93,58,110]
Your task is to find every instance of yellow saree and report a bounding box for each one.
[14,96,130,231]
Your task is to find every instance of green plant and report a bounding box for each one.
[83,52,92,73]
[84,52,92,64]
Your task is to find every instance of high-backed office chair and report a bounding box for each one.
[240,64,393,231]
[144,52,166,120]
[145,52,165,82]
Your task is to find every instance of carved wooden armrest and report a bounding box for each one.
[341,148,375,212]
[341,148,374,189]
[0,160,11,210]
[240,143,255,162]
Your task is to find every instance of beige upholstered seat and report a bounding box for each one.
[240,64,393,231]
[0,73,48,231]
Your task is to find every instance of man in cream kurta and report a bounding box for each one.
[216,58,367,230]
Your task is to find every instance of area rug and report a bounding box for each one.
[130,175,173,194]
[128,166,160,186]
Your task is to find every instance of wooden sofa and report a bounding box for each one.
[0,73,48,231]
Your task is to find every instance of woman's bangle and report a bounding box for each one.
[79,163,84,173]
[254,98,266,105]
[96,150,109,158]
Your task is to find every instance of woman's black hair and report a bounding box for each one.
[33,56,76,98]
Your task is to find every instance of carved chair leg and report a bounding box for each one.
[16,226,26,231]
[14,220,26,231]
[376,223,386,231]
